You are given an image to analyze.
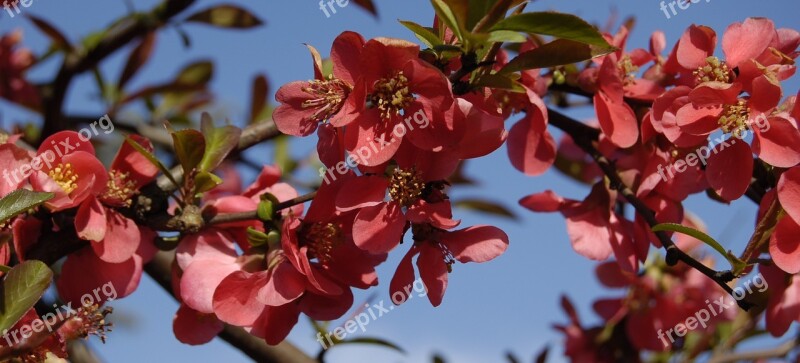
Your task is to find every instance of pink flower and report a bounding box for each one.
[389,223,508,307]
[339,37,455,165]
[29,131,107,212]
[0,30,40,108]
[74,135,159,264]
[675,80,800,200]
[273,31,365,136]
[520,183,642,272]
[335,150,459,254]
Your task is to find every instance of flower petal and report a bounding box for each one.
[706,139,753,201]
[441,225,509,263]
[352,203,405,254]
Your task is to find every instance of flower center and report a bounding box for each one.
[102,170,137,207]
[389,167,424,207]
[300,222,343,264]
[301,78,350,121]
[368,72,414,119]
[49,163,79,194]
[618,55,639,84]
[59,304,113,343]
[693,56,731,84]
[719,100,750,136]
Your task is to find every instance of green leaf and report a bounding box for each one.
[474,74,525,93]
[257,199,275,222]
[431,0,463,42]
[249,74,269,124]
[399,20,443,48]
[0,190,54,224]
[195,171,222,194]
[0,261,53,332]
[119,31,157,89]
[185,5,264,29]
[468,0,527,32]
[454,199,517,220]
[652,223,747,274]
[490,12,613,49]
[499,39,613,74]
[26,15,72,51]
[198,113,242,172]
[124,136,179,188]
[168,124,206,175]
[246,227,269,247]
[176,61,214,87]
[486,30,527,43]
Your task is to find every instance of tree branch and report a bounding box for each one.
[708,334,800,363]
[206,191,318,225]
[40,0,197,140]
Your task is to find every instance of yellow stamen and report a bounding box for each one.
[368,72,415,119]
[49,163,79,194]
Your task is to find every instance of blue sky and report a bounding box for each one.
[1,0,798,362]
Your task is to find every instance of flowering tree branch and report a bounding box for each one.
[547,108,754,310]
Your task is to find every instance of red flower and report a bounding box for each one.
[273,31,365,136]
[761,264,800,336]
[339,37,455,165]
[675,80,800,200]
[389,223,508,307]
[520,183,642,272]
[74,135,159,264]
[335,149,459,255]
[507,88,556,175]
[0,31,40,108]
[770,171,800,273]
[29,131,107,212]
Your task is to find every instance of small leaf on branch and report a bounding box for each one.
[199,113,242,173]
[0,190,54,224]
[399,20,443,48]
[195,171,223,193]
[176,61,214,87]
[454,199,517,220]
[0,261,53,332]
[168,123,206,175]
[499,39,613,74]
[474,74,525,93]
[186,5,264,29]
[26,15,72,51]
[125,136,179,188]
[490,12,613,49]
[652,223,747,274]
[119,31,157,89]
[249,74,269,124]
